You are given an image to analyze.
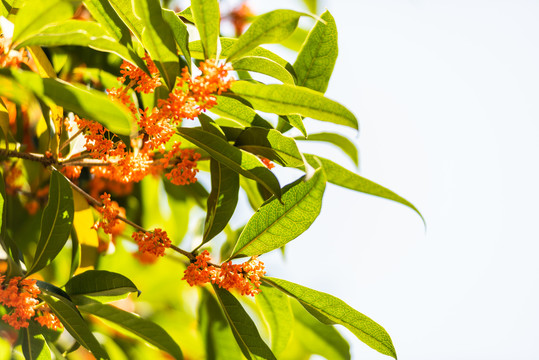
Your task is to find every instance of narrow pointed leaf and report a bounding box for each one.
[231,167,326,258]
[235,127,305,168]
[21,322,52,360]
[84,0,133,43]
[264,277,397,359]
[11,0,73,45]
[232,56,295,85]
[18,20,147,71]
[191,0,220,59]
[0,69,132,134]
[256,284,293,355]
[108,0,144,45]
[39,290,109,360]
[213,286,277,360]
[283,114,307,137]
[231,81,358,130]
[212,95,273,129]
[0,172,22,273]
[226,10,306,62]
[199,289,243,359]
[304,154,424,223]
[65,270,139,299]
[177,127,281,199]
[27,171,74,276]
[133,0,179,89]
[162,9,191,71]
[297,133,358,166]
[79,302,183,360]
[294,11,338,93]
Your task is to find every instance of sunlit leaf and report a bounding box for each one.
[213,286,276,360]
[230,167,326,258]
[72,191,98,274]
[294,11,338,93]
[297,133,358,166]
[230,81,358,130]
[231,56,295,85]
[84,0,133,44]
[177,127,281,199]
[304,154,424,222]
[191,0,220,59]
[226,10,307,62]
[264,277,397,359]
[65,270,139,299]
[27,171,74,276]
[256,284,293,355]
[79,302,183,360]
[21,322,52,360]
[212,95,273,129]
[0,172,22,276]
[162,9,191,71]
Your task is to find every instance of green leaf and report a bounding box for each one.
[177,127,281,199]
[17,20,147,71]
[178,7,193,23]
[39,290,109,360]
[302,0,317,13]
[212,286,276,360]
[297,133,358,166]
[291,300,350,360]
[281,114,307,137]
[281,27,309,52]
[230,81,358,130]
[304,154,424,223]
[198,289,243,360]
[232,56,295,85]
[162,9,191,71]
[212,95,273,129]
[240,177,265,211]
[11,0,74,45]
[256,284,293,355]
[65,270,139,299]
[21,322,52,360]
[0,171,22,276]
[79,302,183,360]
[26,171,74,276]
[265,277,397,359]
[230,167,326,258]
[226,10,306,62]
[190,0,220,59]
[133,0,179,89]
[294,11,338,93]
[235,127,305,168]
[83,0,133,43]
[0,69,132,135]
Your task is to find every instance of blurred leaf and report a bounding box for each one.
[230,81,358,130]
[304,154,424,223]
[256,284,293,355]
[11,0,74,45]
[133,0,179,89]
[302,0,317,13]
[0,69,132,135]
[21,322,52,360]
[291,301,350,360]
[190,0,220,59]
[297,133,358,166]
[177,127,281,199]
[72,191,98,274]
[264,277,397,359]
[65,270,139,299]
[226,10,306,62]
[162,9,191,71]
[212,286,276,360]
[18,20,147,71]
[230,167,326,259]
[79,302,183,360]
[212,95,273,129]
[235,127,305,168]
[294,10,338,93]
[198,289,243,359]
[27,171,74,276]
[0,73,37,106]
[281,27,309,52]
[240,177,265,211]
[232,56,295,85]
[39,289,109,360]
[0,171,22,276]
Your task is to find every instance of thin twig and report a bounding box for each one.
[58,127,84,153]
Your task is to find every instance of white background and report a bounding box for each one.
[251,0,539,359]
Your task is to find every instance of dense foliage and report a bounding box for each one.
[0,0,421,359]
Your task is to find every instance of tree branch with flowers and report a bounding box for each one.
[0,0,422,359]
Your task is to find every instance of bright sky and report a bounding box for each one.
[248,0,539,359]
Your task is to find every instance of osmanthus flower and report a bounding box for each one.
[132,228,172,257]
[92,192,125,236]
[0,35,29,68]
[118,54,162,94]
[182,251,266,296]
[259,157,275,170]
[0,276,61,330]
[162,143,201,186]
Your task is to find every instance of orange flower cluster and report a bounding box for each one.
[163,143,201,185]
[118,54,162,94]
[4,163,22,195]
[132,228,171,257]
[228,2,255,36]
[0,276,61,330]
[74,116,126,161]
[61,165,83,180]
[92,193,125,236]
[182,251,266,296]
[0,36,29,68]
[260,157,275,170]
